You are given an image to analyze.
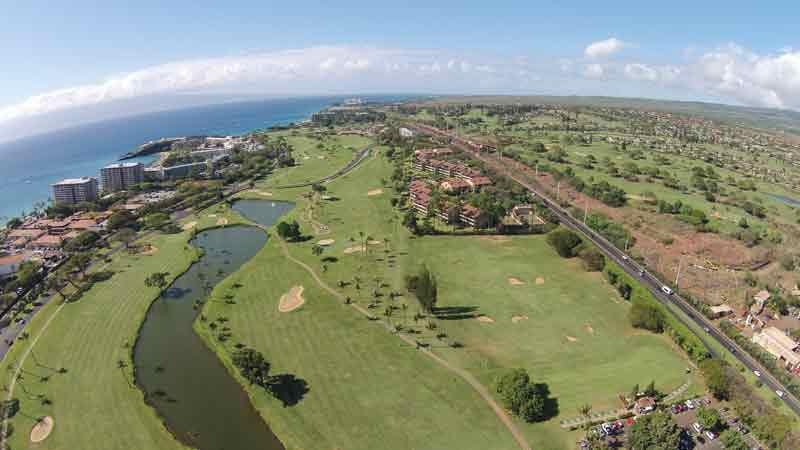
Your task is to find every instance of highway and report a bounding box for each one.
[411,123,800,417]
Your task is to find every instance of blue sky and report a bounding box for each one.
[1,0,799,136]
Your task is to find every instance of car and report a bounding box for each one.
[685,399,695,409]
[622,255,629,261]
[661,285,673,295]
[776,390,785,398]
[754,370,761,377]
[705,430,716,440]
[704,326,710,333]
[737,425,749,435]
[639,269,645,277]
[692,422,703,434]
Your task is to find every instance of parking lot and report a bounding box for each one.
[671,397,759,450]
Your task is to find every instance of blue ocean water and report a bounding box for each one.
[0,96,350,221]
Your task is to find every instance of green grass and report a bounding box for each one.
[410,235,700,449]
[1,232,197,450]
[200,146,519,450]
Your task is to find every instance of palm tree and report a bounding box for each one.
[578,404,592,419]
[311,244,324,257]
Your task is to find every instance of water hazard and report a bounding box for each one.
[133,200,293,450]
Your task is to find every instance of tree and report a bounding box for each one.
[406,266,437,313]
[5,217,22,229]
[578,404,592,418]
[700,359,731,400]
[69,252,92,278]
[144,272,170,291]
[696,406,722,431]
[627,411,681,450]
[546,228,582,258]
[107,210,137,231]
[495,368,553,423]
[720,430,748,450]
[114,228,137,249]
[276,221,301,241]
[579,246,605,271]
[232,347,271,386]
[64,231,101,252]
[629,300,664,332]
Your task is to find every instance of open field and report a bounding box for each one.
[199,145,520,449]
[410,235,701,449]
[261,133,371,188]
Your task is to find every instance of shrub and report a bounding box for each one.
[546,228,582,258]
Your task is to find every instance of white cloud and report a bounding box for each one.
[0,46,541,124]
[5,42,800,127]
[584,37,626,59]
[582,63,606,78]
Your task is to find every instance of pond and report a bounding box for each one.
[134,200,293,450]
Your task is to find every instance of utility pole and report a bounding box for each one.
[675,254,685,292]
[583,200,588,224]
[556,181,561,203]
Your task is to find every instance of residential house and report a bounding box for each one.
[752,326,800,370]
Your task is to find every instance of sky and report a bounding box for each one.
[1,0,800,139]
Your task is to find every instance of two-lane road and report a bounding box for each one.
[412,123,800,417]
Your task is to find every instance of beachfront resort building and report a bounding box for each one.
[101,162,144,192]
[52,177,98,205]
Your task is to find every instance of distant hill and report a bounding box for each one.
[425,95,800,137]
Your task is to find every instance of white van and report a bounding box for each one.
[661,286,674,295]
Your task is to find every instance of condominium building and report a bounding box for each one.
[101,162,144,192]
[52,177,99,205]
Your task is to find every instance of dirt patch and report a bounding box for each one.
[278,286,306,312]
[343,245,366,254]
[139,244,158,256]
[30,416,54,443]
[216,218,229,226]
[208,214,218,218]
[508,277,525,286]
[565,335,578,342]
[480,235,511,243]
[585,323,595,334]
[317,239,335,246]
[476,315,495,323]
[253,190,273,197]
[535,277,545,285]
[367,240,382,246]
[511,315,528,323]
[182,221,198,230]
[367,189,384,196]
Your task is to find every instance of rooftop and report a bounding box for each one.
[103,162,142,169]
[52,176,96,186]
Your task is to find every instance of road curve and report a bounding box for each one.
[412,123,800,418]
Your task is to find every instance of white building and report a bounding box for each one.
[752,326,800,370]
[101,162,144,192]
[51,177,99,205]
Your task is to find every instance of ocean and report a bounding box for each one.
[0,96,356,221]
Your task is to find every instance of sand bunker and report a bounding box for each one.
[216,218,229,226]
[30,416,54,443]
[585,323,595,334]
[476,315,495,323]
[317,239,335,246]
[367,240,382,245]
[182,221,198,230]
[508,277,525,286]
[139,244,158,256]
[253,190,273,197]
[367,189,384,196]
[511,315,529,323]
[535,277,545,285]
[208,214,218,218]
[343,245,366,254]
[278,286,305,312]
[565,335,578,342]
[480,235,511,243]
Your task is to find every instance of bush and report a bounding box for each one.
[546,228,582,258]
[629,301,664,332]
[579,246,605,272]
